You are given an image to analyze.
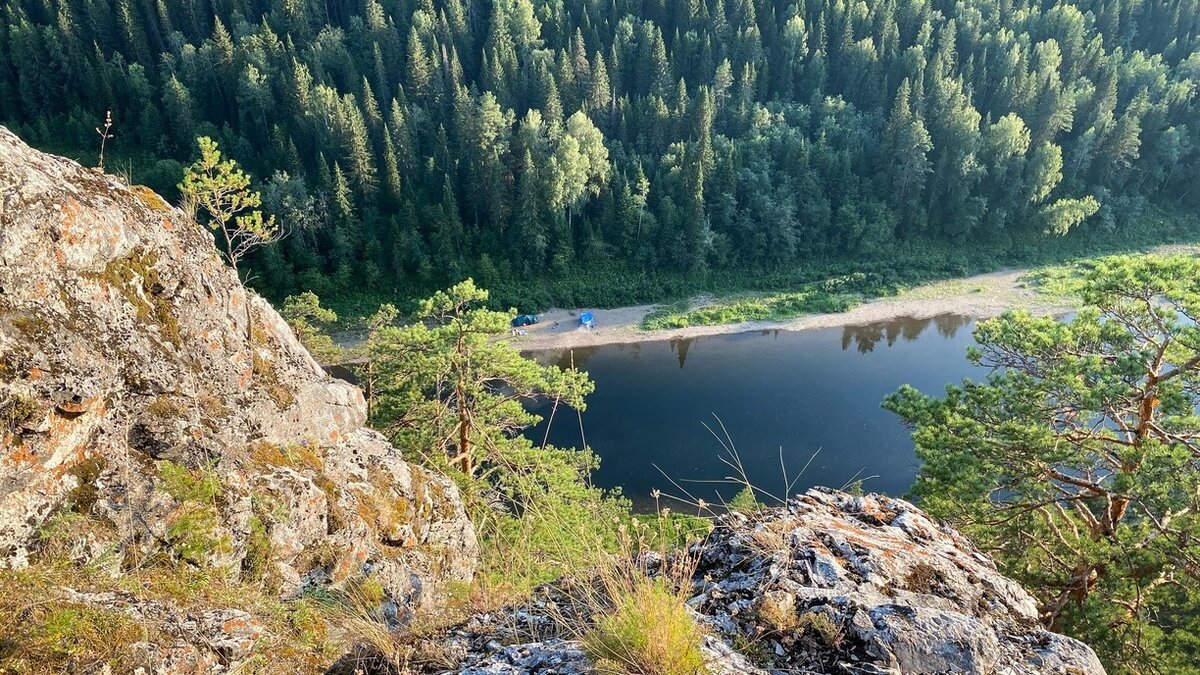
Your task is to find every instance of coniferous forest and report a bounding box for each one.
[1,0,1198,307]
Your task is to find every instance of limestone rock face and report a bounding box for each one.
[0,127,476,611]
[425,489,1104,675]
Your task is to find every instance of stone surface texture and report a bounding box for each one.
[425,489,1105,675]
[0,127,476,616]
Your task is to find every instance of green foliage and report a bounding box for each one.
[3,604,144,671]
[3,0,1197,306]
[241,514,274,584]
[372,281,636,589]
[282,291,342,362]
[640,275,868,329]
[583,578,709,675]
[1,552,343,673]
[92,249,181,347]
[1019,261,1097,299]
[373,279,593,476]
[1,391,40,434]
[1022,247,1200,299]
[1041,196,1102,235]
[167,505,233,564]
[726,487,763,514]
[158,461,223,503]
[157,461,232,564]
[884,255,1200,672]
[180,137,279,276]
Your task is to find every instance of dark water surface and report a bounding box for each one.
[525,314,985,510]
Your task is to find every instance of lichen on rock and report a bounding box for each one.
[413,489,1105,675]
[0,127,476,621]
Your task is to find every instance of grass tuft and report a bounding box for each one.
[158,461,222,503]
[146,394,187,419]
[583,577,709,675]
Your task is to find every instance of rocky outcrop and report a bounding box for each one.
[0,128,475,615]
[423,489,1105,675]
[62,588,265,665]
[0,128,1105,674]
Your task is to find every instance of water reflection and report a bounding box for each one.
[525,314,984,510]
[531,344,603,371]
[670,337,695,368]
[841,314,971,353]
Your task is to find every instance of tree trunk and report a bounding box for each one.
[458,409,471,475]
[454,325,472,475]
[365,360,375,419]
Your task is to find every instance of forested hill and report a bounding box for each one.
[2,0,1198,306]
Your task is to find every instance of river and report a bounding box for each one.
[525,314,986,511]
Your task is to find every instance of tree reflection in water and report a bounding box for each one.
[841,314,971,353]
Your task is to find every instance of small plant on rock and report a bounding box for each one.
[179,137,281,282]
[583,577,708,675]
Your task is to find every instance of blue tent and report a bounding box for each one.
[512,314,539,327]
[579,312,595,328]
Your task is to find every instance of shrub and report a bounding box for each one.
[726,486,763,514]
[241,514,273,584]
[794,611,841,647]
[583,578,709,675]
[157,461,231,564]
[639,277,866,330]
[167,503,232,563]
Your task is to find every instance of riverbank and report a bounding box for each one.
[508,268,1074,351]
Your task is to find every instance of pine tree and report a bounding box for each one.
[882,82,932,230]
[406,27,432,100]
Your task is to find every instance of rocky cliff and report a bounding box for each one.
[415,489,1105,674]
[0,128,476,615]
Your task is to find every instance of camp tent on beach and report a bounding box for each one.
[579,312,595,328]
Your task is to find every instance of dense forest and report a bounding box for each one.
[1,0,1198,306]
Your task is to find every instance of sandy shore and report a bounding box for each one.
[507,269,1077,351]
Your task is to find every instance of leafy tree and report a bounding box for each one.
[356,302,398,419]
[881,82,932,231]
[1041,195,1101,235]
[3,0,1198,304]
[885,256,1200,671]
[370,281,628,585]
